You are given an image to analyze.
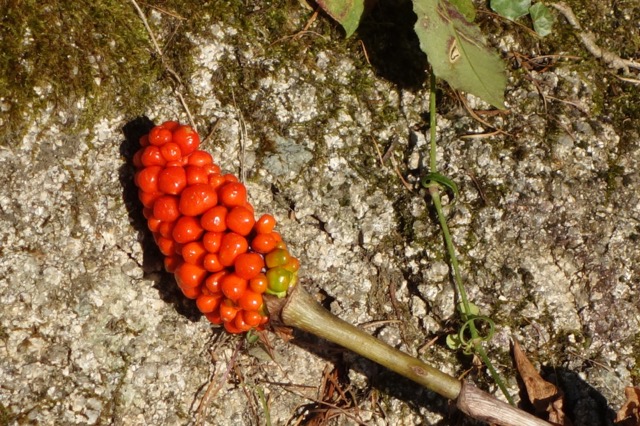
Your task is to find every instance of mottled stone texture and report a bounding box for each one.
[1,2,638,425]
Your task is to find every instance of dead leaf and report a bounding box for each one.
[513,340,572,425]
[615,386,640,425]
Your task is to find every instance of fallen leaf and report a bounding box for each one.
[615,386,640,425]
[513,340,572,425]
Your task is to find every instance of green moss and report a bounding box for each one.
[0,402,10,426]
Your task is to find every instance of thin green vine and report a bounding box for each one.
[424,72,514,405]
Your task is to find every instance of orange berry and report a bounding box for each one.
[219,299,240,322]
[203,253,224,272]
[234,252,265,280]
[249,274,268,294]
[155,235,176,256]
[218,232,248,267]
[179,283,201,299]
[179,183,218,216]
[203,231,223,253]
[242,310,263,327]
[201,205,228,232]
[226,206,255,236]
[238,290,263,311]
[250,233,277,254]
[218,182,247,207]
[255,214,276,234]
[181,241,207,265]
[153,195,180,222]
[233,311,253,332]
[172,216,204,244]
[164,255,181,273]
[196,294,223,314]
[187,150,213,167]
[205,270,227,294]
[220,273,248,301]
[175,262,207,288]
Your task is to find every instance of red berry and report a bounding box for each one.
[218,182,247,207]
[226,206,255,236]
[140,146,167,167]
[185,166,209,185]
[201,205,228,232]
[218,232,248,267]
[136,166,162,193]
[149,126,172,146]
[158,167,187,195]
[187,150,213,167]
[220,273,247,301]
[179,183,218,216]
[234,252,264,280]
[153,195,180,222]
[172,216,204,244]
[173,125,199,156]
[255,214,276,234]
[160,142,182,162]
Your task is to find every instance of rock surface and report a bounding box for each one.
[1,1,639,425]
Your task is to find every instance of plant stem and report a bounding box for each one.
[269,287,552,426]
[278,285,462,400]
[427,73,514,405]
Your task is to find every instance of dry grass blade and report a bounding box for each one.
[129,0,196,128]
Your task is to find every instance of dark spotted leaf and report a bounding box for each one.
[413,0,506,108]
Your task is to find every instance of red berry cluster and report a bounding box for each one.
[133,121,299,334]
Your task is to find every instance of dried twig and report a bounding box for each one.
[129,0,196,128]
[551,2,640,76]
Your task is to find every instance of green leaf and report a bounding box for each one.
[316,0,365,37]
[490,0,531,20]
[530,3,554,37]
[449,0,476,22]
[413,0,506,108]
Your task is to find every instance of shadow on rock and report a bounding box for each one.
[119,116,201,322]
[537,366,617,426]
[357,0,429,90]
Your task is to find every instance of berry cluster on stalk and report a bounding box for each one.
[133,121,299,334]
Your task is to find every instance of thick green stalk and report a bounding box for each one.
[278,285,462,400]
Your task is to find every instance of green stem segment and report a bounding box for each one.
[427,73,514,405]
[278,285,462,400]
[271,287,552,426]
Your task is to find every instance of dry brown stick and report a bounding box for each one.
[129,0,196,128]
[457,381,553,426]
[551,2,640,75]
